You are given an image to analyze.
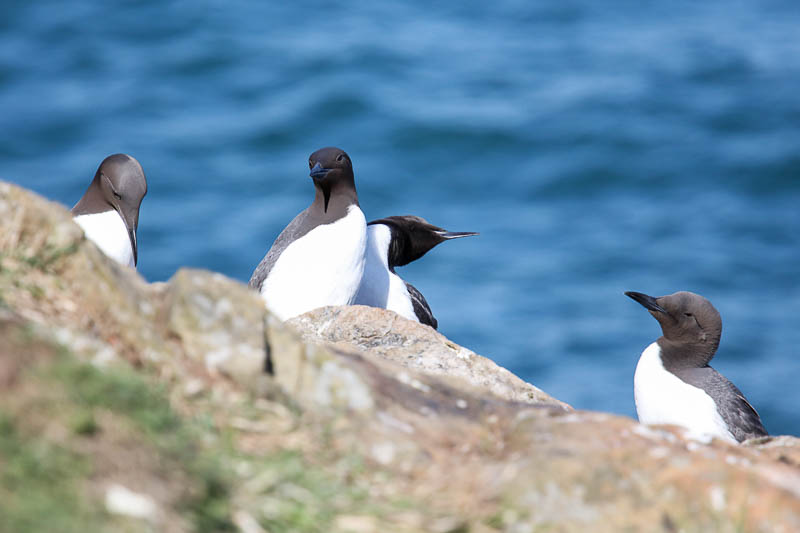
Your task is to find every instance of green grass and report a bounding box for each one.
[0,350,236,533]
[0,347,390,533]
[257,450,367,532]
[0,412,102,533]
[49,358,236,532]
[0,335,427,533]
[53,360,181,437]
[20,242,79,270]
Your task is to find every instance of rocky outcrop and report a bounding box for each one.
[1,180,799,532]
[288,306,568,408]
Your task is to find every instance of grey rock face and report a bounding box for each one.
[288,305,568,408]
[162,268,268,387]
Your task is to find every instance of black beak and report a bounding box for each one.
[436,230,479,240]
[115,206,139,266]
[129,228,138,266]
[309,162,330,180]
[625,291,668,314]
[309,162,332,212]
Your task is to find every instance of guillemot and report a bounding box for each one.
[625,290,768,443]
[248,147,367,321]
[354,215,477,329]
[71,154,147,268]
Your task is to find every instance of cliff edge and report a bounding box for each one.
[1,181,798,532]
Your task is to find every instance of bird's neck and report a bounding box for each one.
[310,181,358,220]
[656,337,717,371]
[72,175,110,216]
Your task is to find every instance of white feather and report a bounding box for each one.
[261,205,366,321]
[74,210,135,268]
[634,342,735,443]
[354,224,418,322]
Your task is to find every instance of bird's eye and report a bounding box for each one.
[336,154,344,162]
[113,192,122,200]
[684,312,693,317]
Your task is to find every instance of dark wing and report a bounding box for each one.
[405,281,438,330]
[248,208,311,291]
[675,366,768,442]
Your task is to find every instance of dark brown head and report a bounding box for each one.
[72,154,147,264]
[368,215,478,269]
[308,147,357,213]
[625,290,722,366]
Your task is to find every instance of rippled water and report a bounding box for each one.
[2,1,799,435]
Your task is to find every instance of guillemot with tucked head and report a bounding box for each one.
[625,290,767,443]
[249,147,367,321]
[71,154,147,269]
[354,215,477,329]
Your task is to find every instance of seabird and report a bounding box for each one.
[354,215,477,329]
[71,154,147,268]
[249,147,367,321]
[625,290,768,443]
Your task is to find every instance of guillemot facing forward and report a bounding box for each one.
[354,215,477,329]
[625,290,767,443]
[72,154,147,268]
[249,147,367,321]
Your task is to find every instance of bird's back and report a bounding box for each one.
[671,364,768,443]
[249,208,312,291]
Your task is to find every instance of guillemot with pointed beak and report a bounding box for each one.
[354,215,477,329]
[625,290,767,443]
[71,154,147,269]
[249,147,367,321]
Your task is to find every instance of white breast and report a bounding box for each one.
[261,205,367,321]
[74,210,135,268]
[354,224,418,322]
[634,342,735,443]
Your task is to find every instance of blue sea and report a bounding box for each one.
[2,1,799,436]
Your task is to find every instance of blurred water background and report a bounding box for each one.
[2,1,798,435]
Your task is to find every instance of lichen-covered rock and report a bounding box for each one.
[161,268,268,387]
[265,312,378,413]
[2,180,799,533]
[0,181,163,366]
[288,305,568,408]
